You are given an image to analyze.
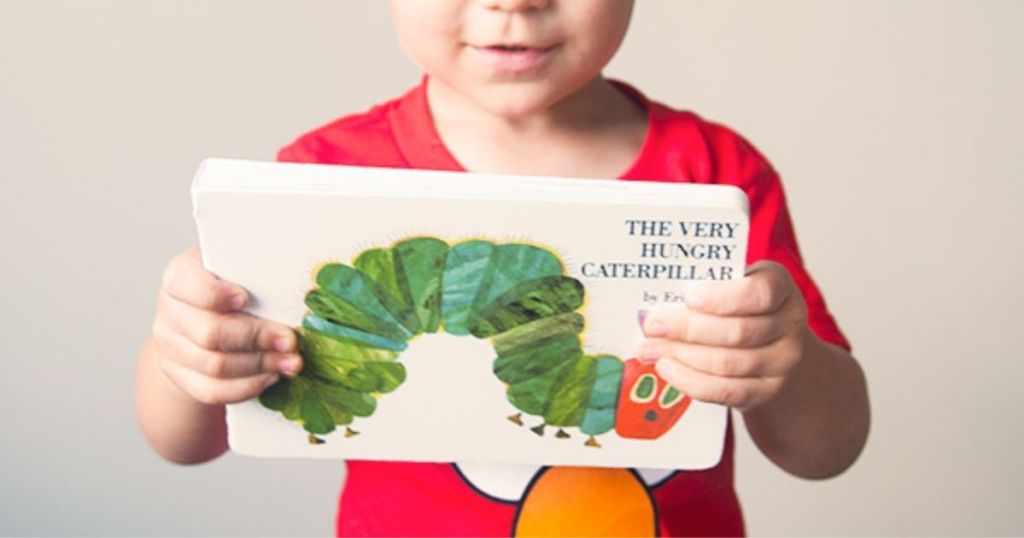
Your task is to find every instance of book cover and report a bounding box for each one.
[192,158,749,470]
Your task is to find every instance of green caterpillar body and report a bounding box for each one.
[260,236,624,444]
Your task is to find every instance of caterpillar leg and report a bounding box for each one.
[530,422,546,436]
[584,436,602,448]
[308,434,325,445]
[345,427,360,438]
[508,413,524,426]
[555,429,570,439]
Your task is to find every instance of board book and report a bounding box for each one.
[192,158,749,469]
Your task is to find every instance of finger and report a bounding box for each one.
[654,357,781,411]
[640,337,798,378]
[160,294,296,353]
[161,245,249,312]
[161,359,281,406]
[643,307,784,349]
[684,260,794,317]
[153,318,303,378]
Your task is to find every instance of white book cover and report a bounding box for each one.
[192,158,749,470]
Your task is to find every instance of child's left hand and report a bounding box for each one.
[640,260,811,412]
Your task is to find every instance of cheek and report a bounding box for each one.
[389,1,463,72]
[567,0,634,63]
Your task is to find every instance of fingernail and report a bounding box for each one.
[645,319,668,337]
[278,357,302,376]
[637,309,648,330]
[274,335,293,352]
[231,294,247,310]
[640,343,662,361]
[262,375,280,389]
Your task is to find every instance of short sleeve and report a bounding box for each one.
[276,143,309,164]
[737,142,852,351]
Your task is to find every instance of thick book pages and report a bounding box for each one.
[192,158,749,469]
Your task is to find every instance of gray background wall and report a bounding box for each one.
[1,0,1022,535]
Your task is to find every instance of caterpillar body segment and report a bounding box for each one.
[471,243,565,315]
[297,325,403,363]
[314,264,414,340]
[301,314,408,351]
[467,275,585,338]
[299,347,406,394]
[490,312,585,355]
[440,239,496,335]
[506,358,575,416]
[260,373,376,436]
[352,248,423,336]
[544,354,598,427]
[392,237,448,333]
[493,332,582,385]
[580,356,623,436]
[259,236,693,446]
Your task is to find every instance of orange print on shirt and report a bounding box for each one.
[513,467,656,537]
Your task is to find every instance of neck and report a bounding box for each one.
[426,75,641,138]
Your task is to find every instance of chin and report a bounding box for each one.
[470,82,567,119]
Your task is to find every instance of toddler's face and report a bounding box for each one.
[387,0,635,118]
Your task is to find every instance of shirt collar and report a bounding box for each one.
[389,75,463,172]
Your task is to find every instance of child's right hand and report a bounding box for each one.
[150,245,303,406]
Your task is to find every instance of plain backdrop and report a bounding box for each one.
[2,0,1022,535]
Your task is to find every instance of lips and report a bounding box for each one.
[470,43,557,73]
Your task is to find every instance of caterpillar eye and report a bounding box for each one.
[658,385,685,409]
[629,374,658,404]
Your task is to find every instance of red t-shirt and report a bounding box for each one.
[278,76,850,537]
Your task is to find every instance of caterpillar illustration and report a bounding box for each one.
[259,236,693,447]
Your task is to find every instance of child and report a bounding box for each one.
[135,0,870,535]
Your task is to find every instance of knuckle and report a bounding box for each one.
[724,321,747,348]
[753,280,776,312]
[752,320,779,348]
[762,320,784,345]
[711,382,740,406]
[246,321,266,350]
[203,352,231,378]
[710,351,734,377]
[678,316,697,342]
[196,320,223,350]
[254,351,273,374]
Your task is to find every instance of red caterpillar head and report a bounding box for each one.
[614,359,691,439]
